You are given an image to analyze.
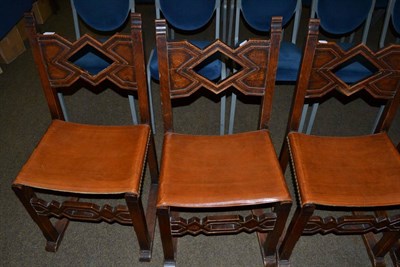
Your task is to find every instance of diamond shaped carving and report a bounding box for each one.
[332,53,378,85]
[307,43,400,99]
[68,44,114,75]
[38,33,138,90]
[193,51,244,84]
[168,39,271,98]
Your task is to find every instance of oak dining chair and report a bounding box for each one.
[12,12,159,262]
[155,17,292,267]
[278,18,400,267]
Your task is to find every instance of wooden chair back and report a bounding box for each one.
[25,12,151,125]
[288,19,400,134]
[13,13,159,260]
[155,17,283,133]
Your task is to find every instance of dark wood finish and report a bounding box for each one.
[278,19,400,267]
[156,17,292,267]
[12,13,159,262]
[156,17,281,133]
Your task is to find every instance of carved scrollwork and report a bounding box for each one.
[171,212,277,236]
[303,214,400,235]
[30,198,133,225]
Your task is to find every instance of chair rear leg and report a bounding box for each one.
[146,183,159,255]
[374,232,400,266]
[364,231,400,267]
[158,207,177,267]
[390,240,400,267]
[356,210,399,267]
[12,184,69,252]
[125,193,152,261]
[278,205,315,266]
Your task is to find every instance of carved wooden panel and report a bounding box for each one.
[37,34,138,90]
[167,39,271,98]
[307,43,400,99]
[170,212,277,236]
[303,214,400,235]
[31,197,133,225]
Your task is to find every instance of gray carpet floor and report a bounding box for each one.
[1,1,399,266]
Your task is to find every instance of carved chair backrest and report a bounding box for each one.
[287,19,400,134]
[25,12,150,125]
[155,17,283,133]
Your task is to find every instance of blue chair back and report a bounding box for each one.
[241,0,298,32]
[64,0,139,125]
[316,0,373,35]
[159,0,217,31]
[228,0,302,135]
[73,0,132,32]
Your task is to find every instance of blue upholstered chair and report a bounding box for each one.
[300,0,376,134]
[60,0,143,128]
[228,0,303,134]
[380,0,400,48]
[71,0,134,39]
[147,0,225,134]
[70,0,134,74]
[235,0,302,82]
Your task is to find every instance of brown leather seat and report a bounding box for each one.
[278,19,400,267]
[14,120,150,194]
[155,17,292,267]
[158,131,291,208]
[288,132,400,207]
[12,13,159,261]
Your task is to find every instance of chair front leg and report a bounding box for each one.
[12,184,69,252]
[158,206,177,267]
[125,193,152,261]
[278,204,315,266]
[254,202,292,267]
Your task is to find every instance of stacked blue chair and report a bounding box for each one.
[147,0,225,134]
[300,0,376,134]
[228,0,303,134]
[59,0,142,128]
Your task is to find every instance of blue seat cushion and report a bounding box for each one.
[150,40,222,81]
[334,43,376,84]
[276,41,302,82]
